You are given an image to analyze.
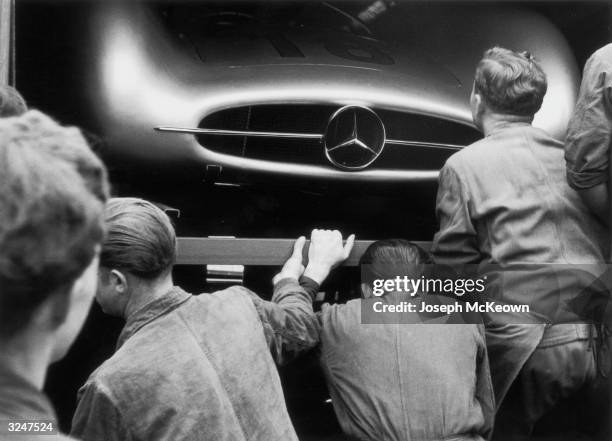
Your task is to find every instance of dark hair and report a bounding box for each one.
[101,198,176,279]
[0,111,109,337]
[20,113,109,202]
[474,47,547,117]
[0,85,27,117]
[360,239,433,282]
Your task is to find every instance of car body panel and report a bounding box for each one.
[84,1,578,183]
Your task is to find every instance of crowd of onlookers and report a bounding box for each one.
[0,44,611,441]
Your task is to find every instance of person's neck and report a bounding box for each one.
[481,113,533,137]
[0,330,54,390]
[123,274,174,320]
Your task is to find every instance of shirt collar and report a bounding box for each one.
[117,286,191,350]
[484,120,532,137]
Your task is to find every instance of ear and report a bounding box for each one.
[110,269,128,294]
[470,90,486,130]
[473,92,483,111]
[361,282,373,299]
[46,284,73,329]
[470,87,483,111]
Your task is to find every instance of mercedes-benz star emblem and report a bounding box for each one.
[323,106,386,170]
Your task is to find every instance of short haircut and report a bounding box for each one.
[360,239,433,282]
[0,85,27,117]
[474,47,547,117]
[0,111,109,337]
[22,114,110,202]
[101,198,176,279]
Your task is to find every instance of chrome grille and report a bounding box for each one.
[193,104,480,169]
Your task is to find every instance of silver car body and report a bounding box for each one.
[88,1,578,183]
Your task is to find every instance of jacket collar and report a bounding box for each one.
[484,120,532,137]
[117,286,191,350]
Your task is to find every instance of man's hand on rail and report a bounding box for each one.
[303,229,355,285]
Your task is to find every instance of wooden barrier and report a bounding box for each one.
[176,237,432,267]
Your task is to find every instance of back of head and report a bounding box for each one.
[0,85,27,117]
[101,198,176,280]
[0,110,109,338]
[360,239,433,295]
[474,46,547,117]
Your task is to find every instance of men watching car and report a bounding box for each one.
[316,239,495,441]
[0,110,109,440]
[432,47,608,439]
[71,197,354,441]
